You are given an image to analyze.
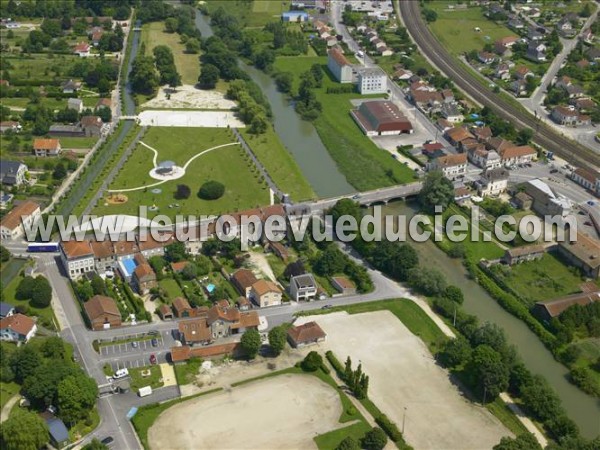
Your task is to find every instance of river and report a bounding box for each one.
[381,201,600,438]
[194,12,354,198]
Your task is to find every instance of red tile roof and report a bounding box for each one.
[0,201,40,231]
[0,313,35,337]
[287,321,326,346]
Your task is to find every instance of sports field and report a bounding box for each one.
[93,127,270,218]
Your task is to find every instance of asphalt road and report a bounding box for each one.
[398,0,600,170]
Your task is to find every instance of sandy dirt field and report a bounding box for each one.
[142,85,237,110]
[138,110,245,128]
[295,311,512,450]
[148,374,344,450]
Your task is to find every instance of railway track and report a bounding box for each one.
[400,1,600,170]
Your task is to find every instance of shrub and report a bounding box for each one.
[301,351,323,372]
[198,181,225,200]
[362,427,388,450]
[174,184,191,199]
[375,414,403,443]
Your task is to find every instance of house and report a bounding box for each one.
[0,313,36,342]
[472,126,493,143]
[558,233,600,279]
[496,35,519,48]
[514,65,534,80]
[73,42,90,57]
[533,290,600,322]
[436,118,454,133]
[0,160,27,186]
[428,153,468,179]
[478,51,496,64]
[287,321,326,348]
[499,145,536,165]
[41,412,70,449]
[0,192,13,209]
[508,18,524,30]
[267,241,288,262]
[441,103,464,123]
[0,302,15,319]
[84,295,121,330]
[468,147,502,169]
[454,186,472,204]
[206,303,259,338]
[0,200,41,241]
[89,240,115,274]
[282,11,309,22]
[357,68,387,94]
[91,28,103,46]
[587,47,600,61]
[351,100,413,136]
[170,343,240,363]
[250,279,283,307]
[486,137,514,154]
[511,79,528,97]
[132,255,156,294]
[476,167,509,196]
[290,273,318,301]
[551,106,591,126]
[495,63,511,80]
[158,304,173,320]
[502,244,545,265]
[445,127,474,146]
[60,240,95,279]
[61,80,82,94]
[172,297,195,318]
[80,115,103,136]
[67,98,83,112]
[231,269,258,297]
[327,47,354,84]
[526,42,546,62]
[513,191,533,210]
[580,28,593,44]
[0,121,21,134]
[409,89,444,114]
[236,296,251,311]
[557,18,573,33]
[331,276,356,295]
[95,97,112,110]
[571,168,600,195]
[525,179,572,217]
[572,98,596,113]
[422,142,447,159]
[33,138,61,157]
[393,68,413,80]
[49,124,86,138]
[576,59,590,70]
[178,317,212,346]
[527,28,544,41]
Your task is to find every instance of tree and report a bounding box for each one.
[268,326,287,355]
[330,199,361,223]
[165,242,187,262]
[198,181,225,200]
[185,38,200,54]
[310,63,324,87]
[301,351,323,372]
[165,17,179,33]
[10,345,42,383]
[336,436,360,450]
[362,427,388,450]
[313,245,347,276]
[198,64,220,89]
[181,263,199,280]
[240,329,261,359]
[57,372,98,424]
[82,438,108,450]
[407,267,447,296]
[16,276,35,300]
[419,170,454,213]
[423,8,438,23]
[438,336,471,368]
[174,184,191,200]
[22,361,77,408]
[0,245,10,262]
[30,276,52,308]
[467,345,509,402]
[493,433,542,450]
[90,274,106,296]
[516,128,534,145]
[274,71,293,93]
[0,409,49,450]
[41,336,66,359]
[443,285,464,304]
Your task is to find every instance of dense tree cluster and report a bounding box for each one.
[343,356,369,399]
[419,170,454,213]
[226,79,271,134]
[240,328,261,359]
[130,44,160,95]
[153,45,181,88]
[15,275,52,308]
[312,243,372,293]
[268,325,287,356]
[295,69,322,121]
[264,21,307,56]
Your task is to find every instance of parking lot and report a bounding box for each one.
[99,334,165,357]
[107,351,170,372]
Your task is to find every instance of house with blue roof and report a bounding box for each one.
[41,412,70,449]
[282,11,309,22]
[0,302,15,319]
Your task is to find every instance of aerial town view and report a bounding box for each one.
[1,0,600,449]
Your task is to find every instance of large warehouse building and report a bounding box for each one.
[351,100,413,136]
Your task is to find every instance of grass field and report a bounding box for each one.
[427,2,517,55]
[158,278,184,299]
[273,57,416,191]
[493,252,584,304]
[140,21,200,85]
[129,366,164,393]
[93,127,270,218]
[173,357,203,385]
[207,0,286,28]
[0,382,20,410]
[240,127,316,201]
[58,136,98,149]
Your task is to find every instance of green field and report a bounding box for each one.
[493,253,585,304]
[207,0,286,28]
[427,2,517,55]
[93,127,270,218]
[158,278,184,299]
[0,382,20,410]
[129,366,164,393]
[273,57,416,191]
[140,21,200,85]
[58,136,98,149]
[240,127,316,201]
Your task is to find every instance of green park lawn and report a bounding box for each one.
[240,127,316,202]
[273,57,416,191]
[141,21,200,85]
[158,278,184,300]
[427,2,517,55]
[129,365,164,393]
[494,253,585,303]
[58,136,98,149]
[93,127,270,218]
[207,0,287,28]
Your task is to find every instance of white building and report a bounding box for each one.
[327,47,354,84]
[476,167,509,197]
[0,313,37,343]
[427,153,468,179]
[289,273,318,301]
[0,160,27,186]
[60,240,95,279]
[357,67,387,94]
[0,201,41,240]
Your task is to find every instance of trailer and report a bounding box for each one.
[138,386,153,397]
[27,242,59,252]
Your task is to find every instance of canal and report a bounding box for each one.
[381,201,600,438]
[194,12,354,198]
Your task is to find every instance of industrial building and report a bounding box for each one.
[351,100,413,136]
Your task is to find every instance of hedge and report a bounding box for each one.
[375,414,404,444]
[325,350,345,378]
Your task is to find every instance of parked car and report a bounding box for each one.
[132,341,138,348]
[149,354,157,365]
[101,437,114,446]
[151,338,158,347]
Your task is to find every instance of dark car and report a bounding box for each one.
[101,436,114,446]
[150,354,157,365]
[550,169,558,174]
[151,338,159,347]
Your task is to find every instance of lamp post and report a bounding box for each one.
[402,407,407,434]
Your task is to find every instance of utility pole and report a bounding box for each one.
[402,407,407,434]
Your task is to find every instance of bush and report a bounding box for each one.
[174,184,191,200]
[362,427,388,450]
[198,181,225,200]
[301,351,323,372]
[326,351,344,376]
[375,414,403,443]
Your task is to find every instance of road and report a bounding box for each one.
[398,0,600,170]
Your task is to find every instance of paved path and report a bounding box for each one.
[0,395,20,423]
[499,392,548,447]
